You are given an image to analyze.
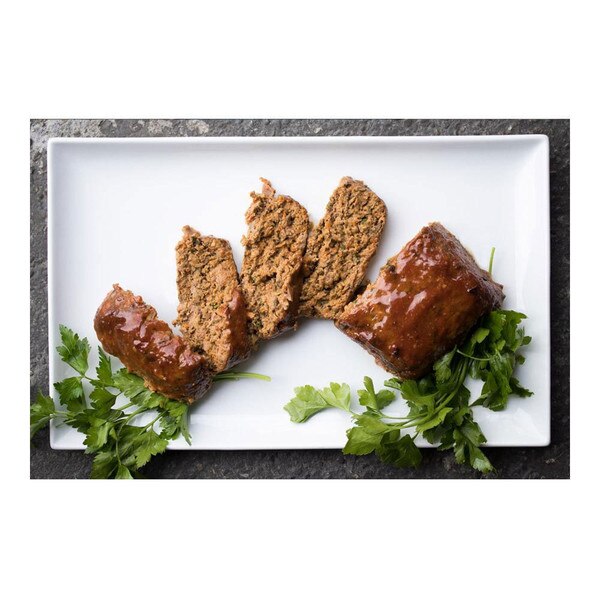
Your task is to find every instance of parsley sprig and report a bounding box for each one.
[31,325,270,479]
[284,309,532,474]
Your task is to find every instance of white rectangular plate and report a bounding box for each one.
[48,135,550,449]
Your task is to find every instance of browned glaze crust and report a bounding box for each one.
[336,223,504,380]
[225,286,253,366]
[94,284,212,404]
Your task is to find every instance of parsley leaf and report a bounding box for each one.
[284,383,352,422]
[116,465,134,479]
[112,369,156,406]
[287,309,533,475]
[56,324,90,376]
[358,376,395,411]
[450,417,493,473]
[30,392,57,438]
[319,382,351,412]
[91,450,119,479]
[89,386,118,412]
[33,325,270,478]
[130,428,169,469]
[384,309,531,472]
[467,310,533,411]
[95,347,114,386]
[343,412,390,453]
[158,401,191,444]
[387,377,436,415]
[54,376,86,413]
[343,413,422,468]
[343,423,385,455]
[284,386,329,422]
[83,420,112,453]
[433,348,456,384]
[376,431,422,469]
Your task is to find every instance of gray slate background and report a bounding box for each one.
[30,119,570,479]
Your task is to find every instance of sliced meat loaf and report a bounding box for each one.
[336,223,505,380]
[240,178,310,341]
[299,177,387,319]
[174,226,251,372]
[94,284,213,404]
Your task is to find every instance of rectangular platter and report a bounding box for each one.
[47,135,550,449]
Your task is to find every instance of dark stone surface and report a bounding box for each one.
[30,119,570,479]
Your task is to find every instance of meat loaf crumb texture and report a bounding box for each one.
[336,223,505,380]
[299,177,387,319]
[240,178,310,341]
[94,284,212,404]
[174,226,251,372]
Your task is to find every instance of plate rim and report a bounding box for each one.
[47,133,551,450]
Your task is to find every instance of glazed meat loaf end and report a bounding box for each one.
[94,284,213,404]
[336,223,505,380]
[174,226,251,372]
[299,177,387,319]
[240,178,310,341]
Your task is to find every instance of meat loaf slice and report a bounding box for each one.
[240,178,310,341]
[94,284,212,404]
[336,223,504,380]
[299,177,387,319]
[174,226,251,372]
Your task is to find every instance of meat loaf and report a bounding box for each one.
[336,223,504,380]
[299,177,387,319]
[94,284,212,404]
[174,226,251,372]
[240,178,310,341]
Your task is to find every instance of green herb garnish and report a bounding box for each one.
[284,309,532,474]
[31,325,270,479]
